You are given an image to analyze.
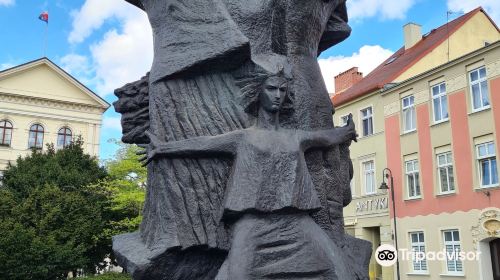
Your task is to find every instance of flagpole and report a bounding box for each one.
[45,7,49,57]
[43,22,48,57]
[39,11,49,57]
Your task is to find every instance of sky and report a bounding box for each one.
[0,0,498,160]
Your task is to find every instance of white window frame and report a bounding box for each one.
[362,160,376,195]
[443,229,463,274]
[360,107,374,137]
[476,142,498,188]
[469,66,490,112]
[437,152,455,194]
[431,82,448,123]
[410,231,428,273]
[402,95,416,132]
[406,159,421,199]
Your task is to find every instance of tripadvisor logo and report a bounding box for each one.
[375,244,482,267]
[375,244,398,267]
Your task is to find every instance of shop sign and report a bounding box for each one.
[356,197,388,213]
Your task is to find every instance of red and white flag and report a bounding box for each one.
[39,11,48,23]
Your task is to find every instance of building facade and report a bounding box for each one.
[332,8,500,280]
[0,58,109,175]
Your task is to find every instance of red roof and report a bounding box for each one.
[331,7,498,107]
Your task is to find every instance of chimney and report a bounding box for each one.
[404,23,422,50]
[334,67,363,93]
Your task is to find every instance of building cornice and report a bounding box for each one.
[0,91,106,115]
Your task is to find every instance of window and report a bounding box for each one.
[406,160,421,198]
[363,160,375,194]
[57,127,72,148]
[469,66,489,111]
[476,142,498,188]
[340,115,350,126]
[360,107,373,136]
[0,120,13,147]
[432,82,448,123]
[437,152,455,193]
[410,232,427,272]
[443,230,463,274]
[28,124,44,149]
[402,95,416,132]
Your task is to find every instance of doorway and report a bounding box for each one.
[364,227,382,280]
[491,239,500,280]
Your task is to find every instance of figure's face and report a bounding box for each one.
[260,76,288,113]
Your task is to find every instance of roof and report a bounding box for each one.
[331,7,499,107]
[381,40,500,96]
[0,57,110,110]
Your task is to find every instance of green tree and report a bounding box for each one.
[0,140,147,279]
[0,184,111,279]
[86,272,132,279]
[103,141,146,239]
[2,138,107,199]
[0,140,110,279]
[105,141,146,187]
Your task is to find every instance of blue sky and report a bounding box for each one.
[0,0,498,160]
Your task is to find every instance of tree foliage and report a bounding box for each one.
[103,141,146,240]
[2,138,107,199]
[0,140,146,279]
[0,140,109,279]
[86,272,132,280]
[105,141,146,187]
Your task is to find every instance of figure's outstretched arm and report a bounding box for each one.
[138,130,242,165]
[300,114,357,150]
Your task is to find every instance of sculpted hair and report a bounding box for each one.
[234,62,294,117]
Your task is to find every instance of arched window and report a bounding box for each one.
[28,124,44,149]
[0,120,13,146]
[57,127,72,148]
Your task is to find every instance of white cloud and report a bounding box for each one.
[0,0,14,6]
[102,117,122,131]
[447,0,500,24]
[347,0,417,20]
[65,0,152,97]
[68,0,138,44]
[318,45,394,94]
[90,14,153,95]
[60,54,96,88]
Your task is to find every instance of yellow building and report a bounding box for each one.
[0,58,110,175]
[332,8,500,280]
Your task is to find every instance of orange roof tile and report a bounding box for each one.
[331,7,498,107]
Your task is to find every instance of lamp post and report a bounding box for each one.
[379,168,401,280]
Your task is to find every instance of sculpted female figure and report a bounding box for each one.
[139,70,357,279]
[114,0,371,279]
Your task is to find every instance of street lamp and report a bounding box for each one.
[380,168,401,280]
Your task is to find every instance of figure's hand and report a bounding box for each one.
[137,131,160,166]
[344,113,358,143]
